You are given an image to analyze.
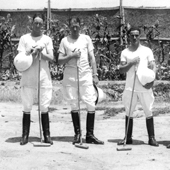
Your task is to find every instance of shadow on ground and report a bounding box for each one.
[108,139,145,145]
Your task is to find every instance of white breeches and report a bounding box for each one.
[21,87,52,113]
[62,85,96,112]
[122,90,154,118]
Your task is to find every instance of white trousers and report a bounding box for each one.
[122,90,154,118]
[62,85,96,112]
[21,87,52,113]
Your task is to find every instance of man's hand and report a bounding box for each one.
[148,61,155,70]
[71,48,81,59]
[25,48,34,55]
[130,56,140,66]
[93,75,99,85]
[31,45,44,58]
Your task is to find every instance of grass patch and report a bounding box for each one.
[153,107,170,116]
[102,102,170,117]
[0,85,21,102]
[0,82,64,104]
[1,81,170,117]
[104,107,125,117]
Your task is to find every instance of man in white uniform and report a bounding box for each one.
[58,17,104,145]
[117,26,159,147]
[17,13,54,145]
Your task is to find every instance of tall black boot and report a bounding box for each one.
[41,112,53,145]
[117,116,133,145]
[20,113,30,145]
[71,111,80,144]
[86,112,104,145]
[146,117,159,147]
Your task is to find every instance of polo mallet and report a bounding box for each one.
[33,51,51,147]
[117,66,137,151]
[74,59,89,149]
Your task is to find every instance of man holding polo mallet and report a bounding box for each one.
[16,13,54,145]
[58,17,104,146]
[117,26,159,147]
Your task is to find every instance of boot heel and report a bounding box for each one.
[73,134,80,144]
[148,137,159,147]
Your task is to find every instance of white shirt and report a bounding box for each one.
[121,44,155,92]
[17,33,53,89]
[59,34,94,87]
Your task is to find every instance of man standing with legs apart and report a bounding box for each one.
[117,26,159,147]
[58,17,104,145]
[17,13,54,145]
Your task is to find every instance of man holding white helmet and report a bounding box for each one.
[17,13,54,145]
[117,26,159,147]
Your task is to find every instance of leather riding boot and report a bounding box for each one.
[117,116,133,145]
[86,112,104,145]
[20,113,30,145]
[146,117,159,147]
[71,111,80,144]
[41,112,53,145]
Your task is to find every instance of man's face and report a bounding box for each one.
[32,17,43,33]
[69,19,80,34]
[129,30,140,46]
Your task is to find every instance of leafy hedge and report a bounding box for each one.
[0,80,170,104]
[99,80,170,102]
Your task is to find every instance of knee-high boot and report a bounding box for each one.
[41,112,53,145]
[146,117,159,147]
[20,112,30,145]
[86,112,104,145]
[117,116,133,145]
[71,111,80,144]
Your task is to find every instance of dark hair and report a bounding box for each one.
[127,26,141,35]
[32,13,45,22]
[68,17,81,26]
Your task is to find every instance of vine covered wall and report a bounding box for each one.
[1,7,170,38]
[1,7,170,81]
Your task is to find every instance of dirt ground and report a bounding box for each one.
[0,101,170,170]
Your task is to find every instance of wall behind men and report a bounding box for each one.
[0,7,170,38]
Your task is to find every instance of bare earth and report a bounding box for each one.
[0,102,170,170]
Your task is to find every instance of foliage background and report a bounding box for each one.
[1,7,170,38]
[1,7,170,81]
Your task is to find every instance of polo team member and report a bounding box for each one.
[17,13,54,145]
[58,17,104,145]
[117,26,159,147]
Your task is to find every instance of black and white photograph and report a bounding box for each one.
[0,0,170,169]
